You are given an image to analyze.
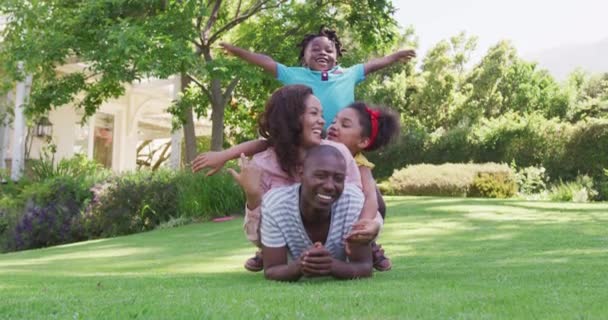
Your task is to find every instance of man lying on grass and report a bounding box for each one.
[260,145,373,281]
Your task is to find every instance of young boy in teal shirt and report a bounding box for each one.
[221,27,415,127]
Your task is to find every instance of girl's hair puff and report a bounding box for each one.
[258,85,313,177]
[347,102,400,151]
[298,26,344,64]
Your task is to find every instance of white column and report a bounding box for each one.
[0,93,10,170]
[87,115,96,159]
[169,76,182,170]
[0,125,7,171]
[170,129,182,169]
[11,63,33,181]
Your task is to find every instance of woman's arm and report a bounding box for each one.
[363,49,416,76]
[221,43,278,77]
[345,166,381,244]
[330,243,373,279]
[191,139,269,175]
[358,166,379,220]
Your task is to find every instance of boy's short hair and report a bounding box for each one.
[298,26,344,64]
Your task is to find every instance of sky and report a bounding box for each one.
[392,0,608,60]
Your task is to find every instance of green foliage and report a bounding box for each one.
[1,167,245,252]
[562,118,608,181]
[83,169,244,239]
[365,117,428,180]
[1,0,401,150]
[565,72,608,122]
[181,135,213,167]
[548,175,598,202]
[598,170,608,201]
[2,175,98,251]
[369,111,608,198]
[514,165,549,195]
[409,32,477,130]
[84,169,179,238]
[30,144,108,182]
[174,170,244,220]
[469,172,517,199]
[386,162,514,197]
[425,126,474,164]
[1,151,110,251]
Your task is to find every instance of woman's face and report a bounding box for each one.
[327,107,369,155]
[300,95,326,148]
[303,36,337,71]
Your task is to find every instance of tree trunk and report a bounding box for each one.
[210,77,225,151]
[181,74,197,164]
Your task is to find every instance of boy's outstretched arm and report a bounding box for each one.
[221,43,278,77]
[363,49,416,76]
[191,139,269,175]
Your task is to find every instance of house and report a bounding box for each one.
[0,64,212,178]
[0,15,211,179]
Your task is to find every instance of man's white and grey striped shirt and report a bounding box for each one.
[260,183,364,261]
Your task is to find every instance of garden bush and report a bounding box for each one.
[83,169,179,238]
[469,112,569,170]
[366,118,428,180]
[3,176,95,251]
[2,153,246,251]
[514,165,549,195]
[1,153,109,252]
[370,114,608,200]
[174,170,244,220]
[597,169,608,201]
[562,119,608,181]
[470,172,517,198]
[386,162,514,197]
[424,126,474,164]
[83,169,245,238]
[548,175,598,202]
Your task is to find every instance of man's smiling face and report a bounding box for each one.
[300,148,346,213]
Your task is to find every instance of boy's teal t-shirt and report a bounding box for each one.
[276,63,366,128]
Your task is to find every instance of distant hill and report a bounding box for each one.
[525,38,608,80]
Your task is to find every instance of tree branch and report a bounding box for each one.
[152,142,172,170]
[137,140,153,154]
[187,74,212,100]
[234,0,243,19]
[208,0,286,45]
[222,76,240,103]
[202,0,222,45]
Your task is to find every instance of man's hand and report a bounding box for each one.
[395,49,416,62]
[227,153,263,206]
[191,151,228,176]
[299,242,332,277]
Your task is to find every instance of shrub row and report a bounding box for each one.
[367,114,608,199]
[1,161,244,252]
[382,162,516,198]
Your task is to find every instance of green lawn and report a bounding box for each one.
[1,197,607,320]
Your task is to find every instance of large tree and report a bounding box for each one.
[0,0,400,162]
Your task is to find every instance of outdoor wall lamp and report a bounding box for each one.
[35,116,53,138]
